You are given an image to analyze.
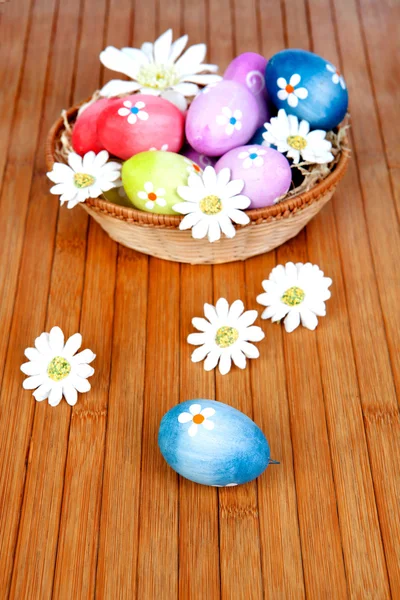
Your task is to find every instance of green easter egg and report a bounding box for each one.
[103,186,131,207]
[122,151,198,215]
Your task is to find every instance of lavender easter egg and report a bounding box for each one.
[215,145,291,208]
[265,49,348,131]
[158,400,271,487]
[97,94,185,160]
[224,52,270,128]
[185,80,259,156]
[122,151,198,215]
[72,98,110,155]
[180,144,217,169]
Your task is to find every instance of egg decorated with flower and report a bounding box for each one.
[224,52,270,128]
[215,145,291,208]
[185,80,259,156]
[158,399,274,487]
[97,94,185,161]
[72,98,111,155]
[122,150,201,214]
[265,49,348,131]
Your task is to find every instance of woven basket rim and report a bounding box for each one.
[45,101,350,228]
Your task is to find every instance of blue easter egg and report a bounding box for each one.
[158,399,271,487]
[265,49,348,130]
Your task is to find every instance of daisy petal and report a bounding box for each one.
[227,208,250,226]
[216,298,229,320]
[300,308,318,330]
[192,317,213,332]
[153,28,172,65]
[189,403,202,415]
[277,77,287,89]
[72,349,96,364]
[202,420,215,430]
[231,347,246,369]
[237,310,258,328]
[191,344,212,362]
[219,352,232,375]
[20,361,43,376]
[204,303,218,324]
[68,153,83,172]
[222,179,244,198]
[76,364,95,378]
[290,73,301,86]
[241,342,260,359]
[192,219,209,240]
[179,212,203,230]
[24,347,41,362]
[100,79,142,97]
[33,383,52,401]
[218,215,236,238]
[99,46,139,79]
[202,165,217,189]
[228,299,244,321]
[242,326,265,342]
[284,310,301,333]
[277,90,288,101]
[178,411,193,423]
[216,167,231,188]
[294,87,308,99]
[49,326,65,354]
[288,94,298,108]
[23,374,45,390]
[168,34,188,63]
[187,333,207,346]
[207,220,221,243]
[72,376,91,393]
[204,349,221,371]
[173,82,199,96]
[63,382,78,406]
[175,44,207,75]
[48,385,63,407]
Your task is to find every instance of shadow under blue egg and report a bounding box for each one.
[158,399,271,487]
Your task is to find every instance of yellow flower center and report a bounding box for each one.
[215,326,239,348]
[287,135,307,151]
[193,414,205,424]
[136,63,180,90]
[47,356,71,382]
[74,173,95,188]
[200,195,222,215]
[281,286,305,306]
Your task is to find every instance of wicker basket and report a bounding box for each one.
[46,104,349,265]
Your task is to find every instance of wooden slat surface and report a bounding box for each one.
[0,0,399,598]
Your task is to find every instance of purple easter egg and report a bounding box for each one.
[185,80,259,157]
[215,145,292,208]
[224,52,270,128]
[180,144,217,169]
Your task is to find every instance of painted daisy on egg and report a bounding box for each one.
[216,107,243,135]
[47,151,121,209]
[276,74,308,108]
[183,157,202,176]
[263,109,334,164]
[188,298,265,375]
[99,29,221,111]
[238,147,267,169]
[326,63,346,89]
[256,262,332,333]
[178,403,215,437]
[117,99,148,124]
[21,326,96,407]
[137,182,167,210]
[173,166,250,243]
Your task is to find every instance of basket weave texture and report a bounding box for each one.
[46,104,349,264]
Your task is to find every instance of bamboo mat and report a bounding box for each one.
[0,0,399,598]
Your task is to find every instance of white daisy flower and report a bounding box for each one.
[137,181,167,210]
[326,63,346,90]
[256,262,332,333]
[173,166,250,243]
[237,147,267,169]
[117,100,148,124]
[216,107,243,135]
[188,298,265,375]
[20,326,96,407]
[99,29,221,111]
[47,151,121,209]
[276,74,308,108]
[178,403,215,437]
[263,109,334,164]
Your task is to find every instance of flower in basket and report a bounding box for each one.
[188,298,265,375]
[262,109,334,164]
[173,166,251,243]
[99,29,221,111]
[21,327,96,406]
[47,150,121,209]
[257,262,332,332]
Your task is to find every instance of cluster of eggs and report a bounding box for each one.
[72,49,348,215]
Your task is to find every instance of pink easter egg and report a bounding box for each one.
[215,145,292,208]
[71,98,110,155]
[97,94,185,161]
[224,52,270,128]
[180,144,217,169]
[185,80,259,157]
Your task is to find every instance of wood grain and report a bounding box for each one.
[0,0,399,598]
